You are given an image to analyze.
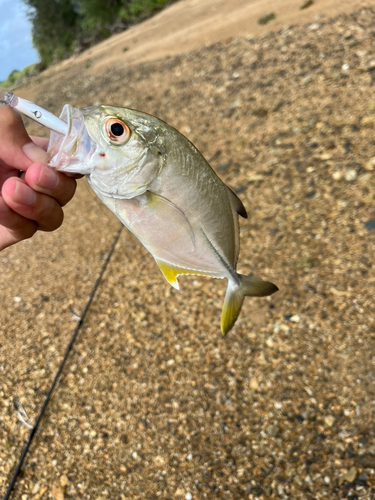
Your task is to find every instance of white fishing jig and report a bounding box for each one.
[0,89,68,135]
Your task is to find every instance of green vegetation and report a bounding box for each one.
[0,63,39,88]
[127,0,171,18]
[23,0,81,65]
[20,0,176,67]
[257,13,276,26]
[2,0,175,88]
[300,0,314,9]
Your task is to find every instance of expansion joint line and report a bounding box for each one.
[3,225,123,500]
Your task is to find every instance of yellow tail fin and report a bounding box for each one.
[221,276,278,335]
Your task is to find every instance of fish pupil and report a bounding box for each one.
[111,123,124,136]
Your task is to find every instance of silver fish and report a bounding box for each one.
[2,93,278,334]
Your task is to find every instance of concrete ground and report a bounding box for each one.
[1,0,374,499]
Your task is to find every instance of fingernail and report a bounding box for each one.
[22,142,50,164]
[13,181,36,206]
[37,165,59,190]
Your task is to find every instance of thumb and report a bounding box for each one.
[0,106,49,170]
[22,141,50,164]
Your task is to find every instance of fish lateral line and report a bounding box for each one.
[201,228,239,284]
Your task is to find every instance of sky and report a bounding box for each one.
[0,0,39,82]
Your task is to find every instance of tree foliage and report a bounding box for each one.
[23,0,81,65]
[78,0,125,28]
[21,0,175,66]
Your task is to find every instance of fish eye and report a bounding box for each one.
[104,118,130,144]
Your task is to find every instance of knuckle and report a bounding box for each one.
[39,207,64,232]
[59,178,77,206]
[21,225,38,241]
[9,220,37,241]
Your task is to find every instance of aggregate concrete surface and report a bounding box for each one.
[1,1,375,499]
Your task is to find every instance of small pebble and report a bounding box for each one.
[332,171,343,180]
[361,116,375,126]
[359,453,375,468]
[60,475,69,487]
[249,377,259,390]
[324,415,335,427]
[290,314,301,323]
[216,160,232,171]
[364,220,375,231]
[345,169,357,181]
[339,466,357,485]
[365,157,375,171]
[266,337,274,347]
[31,483,40,494]
[185,493,192,500]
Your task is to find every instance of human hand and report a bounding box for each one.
[0,106,78,251]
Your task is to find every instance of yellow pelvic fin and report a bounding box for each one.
[155,259,217,291]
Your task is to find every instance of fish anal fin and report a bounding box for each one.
[226,186,247,219]
[156,259,218,290]
[156,259,180,290]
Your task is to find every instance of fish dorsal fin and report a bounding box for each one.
[226,186,247,219]
[223,186,247,267]
[155,259,219,290]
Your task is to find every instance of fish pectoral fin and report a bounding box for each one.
[226,186,247,219]
[146,191,195,247]
[155,259,217,290]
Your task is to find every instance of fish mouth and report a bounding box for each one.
[1,91,97,176]
[48,104,98,175]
